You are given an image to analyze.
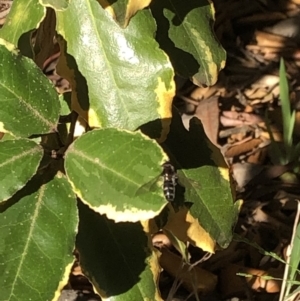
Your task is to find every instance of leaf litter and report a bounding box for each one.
[175,0,300,300]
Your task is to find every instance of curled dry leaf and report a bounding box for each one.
[221,111,264,127]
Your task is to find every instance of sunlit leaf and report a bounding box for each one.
[0,139,43,203]
[0,173,78,301]
[151,0,226,86]
[0,0,45,46]
[65,128,168,222]
[0,40,60,137]
[56,0,175,131]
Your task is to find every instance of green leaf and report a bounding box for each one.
[0,139,43,203]
[77,202,163,301]
[103,0,152,28]
[183,165,239,247]
[0,0,45,46]
[162,113,238,247]
[40,0,70,11]
[0,172,78,301]
[65,128,168,222]
[284,205,300,297]
[56,0,175,131]
[0,40,60,137]
[285,218,300,296]
[59,93,72,116]
[151,0,226,86]
[163,228,190,263]
[279,58,293,147]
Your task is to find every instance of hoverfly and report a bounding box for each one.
[161,162,178,202]
[137,161,199,203]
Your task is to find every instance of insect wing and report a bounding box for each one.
[177,171,200,187]
[135,174,163,196]
[177,170,202,193]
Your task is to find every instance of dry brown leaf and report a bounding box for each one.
[255,30,297,48]
[230,132,250,143]
[232,163,264,188]
[221,111,263,126]
[194,96,219,145]
[247,147,267,164]
[0,1,12,26]
[219,125,251,139]
[243,75,279,102]
[225,138,262,158]
[189,84,225,100]
[221,116,246,127]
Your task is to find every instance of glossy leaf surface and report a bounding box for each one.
[0,139,43,203]
[0,173,78,301]
[0,41,60,137]
[56,0,175,131]
[65,128,168,222]
[77,202,162,301]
